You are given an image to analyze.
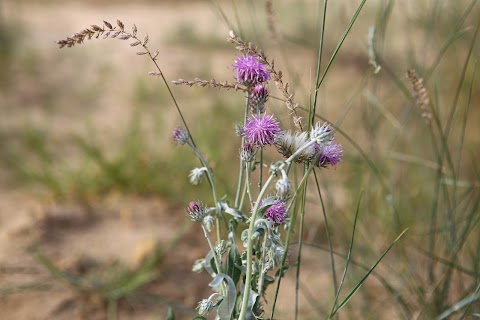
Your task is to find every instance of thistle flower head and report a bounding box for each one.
[186,201,207,222]
[197,299,214,316]
[240,142,257,162]
[249,84,269,114]
[192,258,205,273]
[189,167,207,185]
[234,123,244,136]
[263,199,288,225]
[314,141,343,168]
[275,130,315,162]
[171,127,190,145]
[243,114,281,147]
[310,122,333,145]
[233,55,270,86]
[275,177,292,200]
[203,215,215,232]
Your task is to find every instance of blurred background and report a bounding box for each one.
[0,0,479,319]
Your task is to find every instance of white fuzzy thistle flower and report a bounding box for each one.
[189,167,208,185]
[275,130,315,162]
[310,122,333,145]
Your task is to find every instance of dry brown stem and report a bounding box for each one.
[172,78,247,92]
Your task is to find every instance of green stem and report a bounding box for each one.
[189,142,222,243]
[294,164,309,320]
[235,94,250,208]
[238,174,276,320]
[270,163,316,319]
[202,223,222,275]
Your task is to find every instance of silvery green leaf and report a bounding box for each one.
[246,289,259,320]
[203,251,216,277]
[226,245,242,286]
[220,202,245,220]
[224,207,244,219]
[241,229,249,247]
[257,196,277,214]
[208,274,237,320]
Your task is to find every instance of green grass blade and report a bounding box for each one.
[329,229,408,318]
[316,0,367,90]
[328,192,363,317]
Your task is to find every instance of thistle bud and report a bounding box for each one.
[310,122,333,145]
[186,201,206,222]
[197,299,214,316]
[275,178,292,200]
[240,142,256,162]
[249,84,269,114]
[171,127,190,145]
[203,215,215,232]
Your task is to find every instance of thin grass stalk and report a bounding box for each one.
[316,0,367,90]
[231,0,244,39]
[439,19,480,307]
[420,0,443,68]
[424,0,479,81]
[329,229,408,318]
[306,242,411,318]
[442,16,480,177]
[311,0,328,126]
[188,143,222,242]
[294,163,309,320]
[456,61,477,180]
[314,170,339,299]
[305,108,391,195]
[269,163,316,320]
[328,193,362,317]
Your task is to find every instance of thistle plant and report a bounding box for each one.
[171,31,344,319]
[56,20,346,320]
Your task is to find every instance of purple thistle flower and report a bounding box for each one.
[263,200,288,225]
[233,55,270,86]
[171,127,189,145]
[243,114,281,147]
[314,141,343,168]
